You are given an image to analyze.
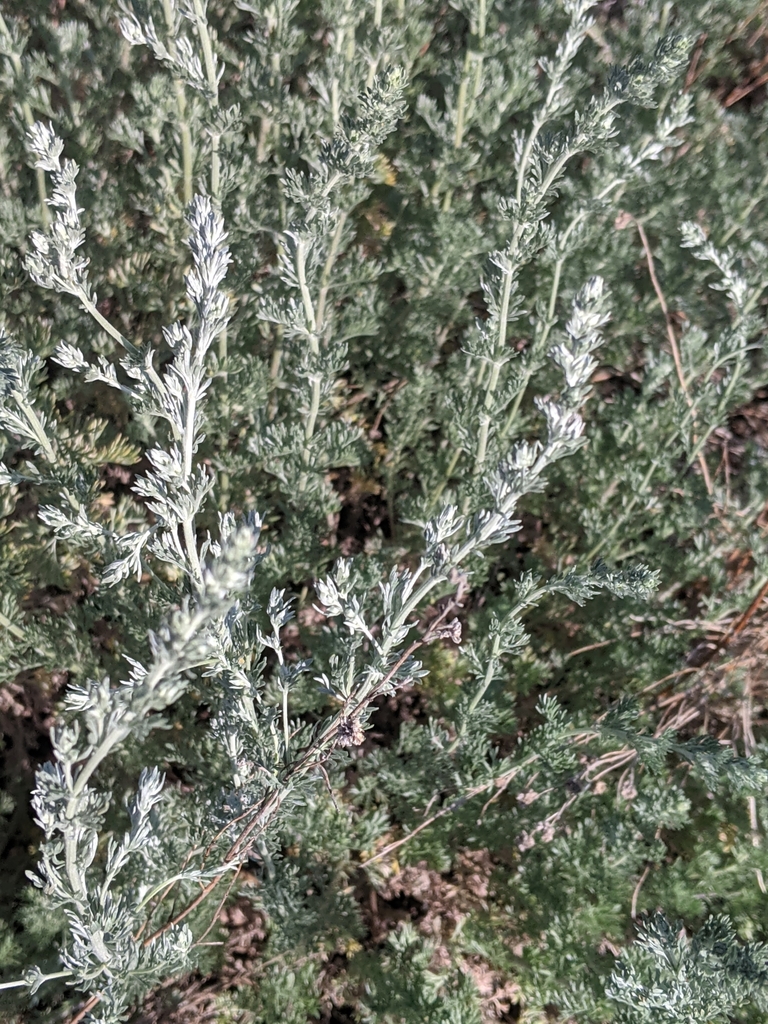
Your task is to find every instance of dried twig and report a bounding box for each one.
[632,217,714,495]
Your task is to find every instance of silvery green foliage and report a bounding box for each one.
[25,126,231,590]
[608,914,768,1024]
[27,523,262,1023]
[4,107,655,1024]
[1,0,768,1021]
[251,66,407,509]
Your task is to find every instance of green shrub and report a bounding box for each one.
[1,0,768,1021]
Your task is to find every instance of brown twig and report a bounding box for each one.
[193,864,243,948]
[369,377,407,438]
[67,994,100,1024]
[363,759,535,867]
[631,864,652,919]
[632,217,714,495]
[641,666,698,694]
[722,576,768,644]
[724,68,768,108]
[564,638,615,660]
[684,33,708,92]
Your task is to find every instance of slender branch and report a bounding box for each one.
[632,217,713,495]
[364,758,537,866]
[191,0,220,199]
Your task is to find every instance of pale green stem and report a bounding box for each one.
[268,325,284,420]
[516,112,545,205]
[0,971,72,993]
[429,447,463,507]
[0,608,25,640]
[453,49,471,151]
[591,342,745,559]
[446,584,546,753]
[442,131,597,494]
[77,291,167,410]
[191,0,220,198]
[16,397,56,463]
[257,51,281,161]
[0,980,28,993]
[719,167,768,247]
[474,360,501,472]
[743,279,768,315]
[370,0,385,79]
[515,25,584,206]
[33,164,49,228]
[503,176,626,439]
[282,686,290,757]
[448,632,502,754]
[183,518,204,586]
[135,865,231,912]
[180,113,194,204]
[0,144,9,196]
[79,293,132,351]
[475,264,514,474]
[181,370,204,586]
[465,0,487,131]
[65,832,85,896]
[657,1,671,36]
[378,570,442,663]
[191,0,223,386]
[502,257,563,436]
[315,211,348,330]
[295,239,318,339]
[0,13,50,226]
[330,13,347,130]
[304,378,322,456]
[685,349,749,472]
[331,78,341,129]
[503,373,528,438]
[161,0,194,204]
[256,115,272,163]
[295,238,321,484]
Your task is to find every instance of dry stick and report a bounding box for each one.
[364,728,645,868]
[587,750,636,784]
[724,68,768,108]
[662,574,768,706]
[142,872,230,946]
[67,995,100,1024]
[564,638,615,660]
[641,666,698,694]
[720,577,768,648]
[631,863,652,919]
[363,761,533,867]
[481,774,545,821]
[132,846,206,942]
[182,633,431,887]
[740,672,767,895]
[369,378,407,438]
[640,597,766,700]
[194,864,244,948]
[633,217,714,495]
[683,32,708,92]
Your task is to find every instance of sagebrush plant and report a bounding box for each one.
[1,0,768,1021]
